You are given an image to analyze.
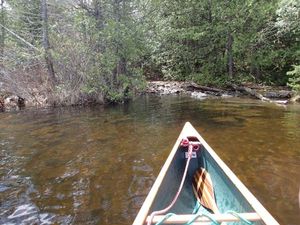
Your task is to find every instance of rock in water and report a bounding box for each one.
[2,95,26,111]
[191,92,208,99]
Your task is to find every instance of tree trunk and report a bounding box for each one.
[226,31,234,78]
[207,0,212,23]
[41,0,56,85]
[93,0,104,29]
[92,0,105,52]
[112,0,122,86]
[0,0,5,67]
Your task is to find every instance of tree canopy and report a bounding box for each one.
[0,0,299,105]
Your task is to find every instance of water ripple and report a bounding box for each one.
[0,96,299,224]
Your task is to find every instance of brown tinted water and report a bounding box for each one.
[0,95,299,225]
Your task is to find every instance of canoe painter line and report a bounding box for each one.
[133,122,280,225]
[147,139,201,225]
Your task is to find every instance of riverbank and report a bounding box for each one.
[146,81,300,104]
[1,81,299,111]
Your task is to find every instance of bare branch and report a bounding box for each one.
[0,23,40,51]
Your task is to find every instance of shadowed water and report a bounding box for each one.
[0,95,299,225]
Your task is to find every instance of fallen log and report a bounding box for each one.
[231,85,268,101]
[185,82,224,93]
[264,91,292,99]
[231,85,288,105]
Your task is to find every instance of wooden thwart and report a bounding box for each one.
[146,213,261,224]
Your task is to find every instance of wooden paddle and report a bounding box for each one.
[192,167,219,213]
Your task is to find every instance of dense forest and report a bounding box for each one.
[0,0,299,106]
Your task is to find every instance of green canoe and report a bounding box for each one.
[133,122,279,225]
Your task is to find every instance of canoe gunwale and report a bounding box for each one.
[132,123,185,225]
[191,123,279,225]
[132,122,279,225]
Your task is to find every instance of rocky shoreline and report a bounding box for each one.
[146,81,231,97]
[1,81,299,111]
[146,81,299,104]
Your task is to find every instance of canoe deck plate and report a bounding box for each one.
[185,152,197,158]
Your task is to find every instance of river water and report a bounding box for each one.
[0,95,299,225]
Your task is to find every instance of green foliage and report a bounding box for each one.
[76,0,146,103]
[2,0,300,105]
[6,0,42,46]
[143,0,299,87]
[275,0,300,35]
[190,73,228,87]
[2,0,148,105]
[287,65,300,91]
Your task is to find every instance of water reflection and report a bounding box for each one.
[0,96,299,225]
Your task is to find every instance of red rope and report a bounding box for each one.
[147,143,194,225]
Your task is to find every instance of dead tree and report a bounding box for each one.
[41,0,56,86]
[0,0,5,67]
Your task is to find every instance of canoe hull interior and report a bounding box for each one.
[148,144,263,225]
[133,122,279,225]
